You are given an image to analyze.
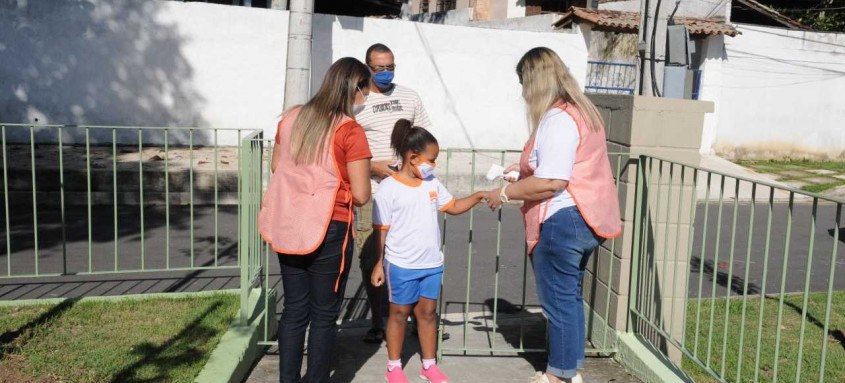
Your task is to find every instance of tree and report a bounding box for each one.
[758,0,845,32]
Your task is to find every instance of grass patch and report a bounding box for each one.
[802,181,845,194]
[0,293,238,383]
[681,292,845,383]
[737,159,845,174]
[736,159,845,193]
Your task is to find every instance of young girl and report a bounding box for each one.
[371,119,486,383]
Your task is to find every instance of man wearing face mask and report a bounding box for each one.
[355,43,435,344]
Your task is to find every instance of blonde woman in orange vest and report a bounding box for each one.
[484,47,622,383]
[259,57,373,383]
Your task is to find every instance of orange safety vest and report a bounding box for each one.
[520,101,622,254]
[258,106,355,290]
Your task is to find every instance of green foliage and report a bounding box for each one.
[759,0,845,32]
[789,8,845,32]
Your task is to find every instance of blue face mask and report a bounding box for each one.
[373,71,394,89]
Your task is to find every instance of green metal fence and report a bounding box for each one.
[0,123,256,279]
[434,149,632,358]
[237,146,634,357]
[13,123,842,381]
[237,135,267,324]
[630,154,844,383]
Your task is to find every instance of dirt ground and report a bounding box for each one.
[2,144,243,173]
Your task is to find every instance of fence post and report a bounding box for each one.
[627,155,646,333]
[239,137,251,326]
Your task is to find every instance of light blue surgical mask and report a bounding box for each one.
[415,161,435,179]
[373,71,394,89]
[353,88,367,115]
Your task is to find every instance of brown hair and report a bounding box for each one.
[390,119,438,160]
[289,57,370,165]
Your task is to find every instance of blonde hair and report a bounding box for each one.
[289,57,371,165]
[516,47,604,133]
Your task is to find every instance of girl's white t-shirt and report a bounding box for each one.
[372,174,455,269]
[529,108,580,221]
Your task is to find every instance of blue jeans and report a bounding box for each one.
[277,221,352,383]
[532,206,601,379]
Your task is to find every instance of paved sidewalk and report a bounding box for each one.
[244,314,641,383]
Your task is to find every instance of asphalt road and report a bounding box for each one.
[0,202,842,319]
[688,201,845,298]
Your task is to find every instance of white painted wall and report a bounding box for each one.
[700,24,845,158]
[311,14,588,150]
[0,0,288,145]
[1,1,586,149]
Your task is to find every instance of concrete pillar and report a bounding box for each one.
[585,94,714,364]
[284,0,314,109]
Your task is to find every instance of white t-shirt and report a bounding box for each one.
[529,108,580,222]
[372,174,455,269]
[355,84,433,162]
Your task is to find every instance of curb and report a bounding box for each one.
[614,332,692,383]
[585,306,691,383]
[194,287,277,383]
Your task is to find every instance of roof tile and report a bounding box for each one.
[555,7,740,37]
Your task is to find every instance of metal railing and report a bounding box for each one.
[0,123,256,279]
[629,154,844,383]
[585,61,637,95]
[12,124,840,381]
[237,135,266,324]
[239,147,634,355]
[435,149,632,358]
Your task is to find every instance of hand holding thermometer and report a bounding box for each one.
[485,164,519,182]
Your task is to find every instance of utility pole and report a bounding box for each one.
[284,0,314,109]
[637,0,674,96]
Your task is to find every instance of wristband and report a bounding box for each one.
[499,184,510,204]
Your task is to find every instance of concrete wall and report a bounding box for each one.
[598,0,729,19]
[586,94,713,364]
[581,25,639,62]
[409,8,476,25]
[411,0,525,20]
[412,10,559,32]
[311,14,588,150]
[496,0,527,19]
[1,1,586,150]
[700,24,845,159]
[0,0,288,145]
[469,13,559,32]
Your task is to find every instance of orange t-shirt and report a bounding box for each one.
[276,120,372,221]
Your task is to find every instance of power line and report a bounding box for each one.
[778,6,845,11]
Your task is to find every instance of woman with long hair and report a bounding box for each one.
[485,47,622,383]
[259,57,373,383]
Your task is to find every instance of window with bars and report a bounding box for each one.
[436,0,456,12]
